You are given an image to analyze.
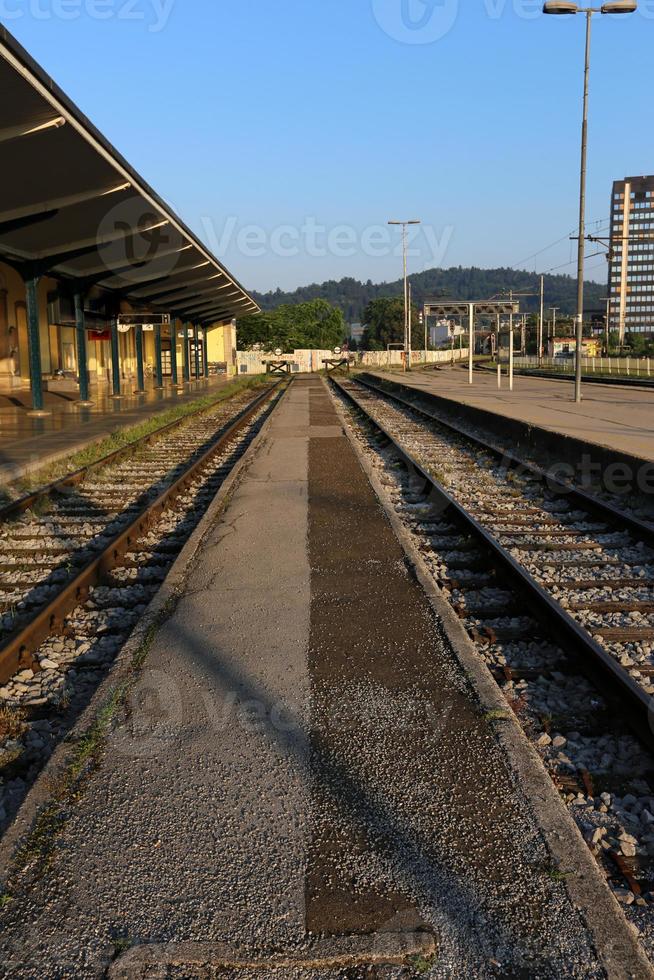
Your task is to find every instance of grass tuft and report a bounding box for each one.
[545,867,574,882]
[0,706,26,743]
[483,708,510,723]
[409,952,437,974]
[112,937,133,958]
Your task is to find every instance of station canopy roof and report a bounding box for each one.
[0,26,259,326]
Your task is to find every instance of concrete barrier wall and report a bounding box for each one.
[236,348,469,373]
[358,349,469,368]
[236,350,334,373]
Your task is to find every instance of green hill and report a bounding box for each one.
[252,266,606,322]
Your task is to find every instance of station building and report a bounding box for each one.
[0,26,257,410]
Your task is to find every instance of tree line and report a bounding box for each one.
[251,266,607,322]
[236,299,346,351]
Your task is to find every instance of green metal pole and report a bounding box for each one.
[203,328,209,378]
[73,291,90,403]
[154,323,163,387]
[135,324,145,392]
[170,318,179,385]
[110,315,121,397]
[193,325,200,380]
[182,322,190,382]
[25,274,45,413]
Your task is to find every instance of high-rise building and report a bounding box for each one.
[608,175,654,342]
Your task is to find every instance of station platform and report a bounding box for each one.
[370,365,654,464]
[0,378,625,977]
[0,376,231,484]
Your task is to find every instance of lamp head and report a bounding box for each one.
[601,0,637,12]
[543,1,578,12]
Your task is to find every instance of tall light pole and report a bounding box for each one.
[542,0,637,402]
[389,219,421,370]
[601,295,610,353]
[549,306,560,352]
[538,274,545,365]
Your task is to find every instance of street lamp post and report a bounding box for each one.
[602,295,610,353]
[538,274,545,365]
[389,219,421,370]
[542,0,636,402]
[549,306,560,350]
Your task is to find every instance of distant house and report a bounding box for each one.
[429,319,464,347]
[548,337,602,358]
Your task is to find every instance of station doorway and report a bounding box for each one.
[189,338,204,378]
[161,340,172,378]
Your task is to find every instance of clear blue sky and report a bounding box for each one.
[4,0,653,292]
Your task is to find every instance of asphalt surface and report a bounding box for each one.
[0,379,613,977]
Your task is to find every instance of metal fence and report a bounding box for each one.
[509,355,654,378]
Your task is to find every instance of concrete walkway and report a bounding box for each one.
[0,380,614,977]
[372,365,654,463]
[0,376,231,483]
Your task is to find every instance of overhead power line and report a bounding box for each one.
[511,216,610,272]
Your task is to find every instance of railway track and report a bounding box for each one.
[0,380,284,829]
[331,374,654,916]
[335,375,654,723]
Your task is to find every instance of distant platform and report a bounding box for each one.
[0,376,230,484]
[369,365,654,464]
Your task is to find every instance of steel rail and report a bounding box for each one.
[331,376,654,750]
[355,373,654,548]
[0,382,277,523]
[0,381,283,684]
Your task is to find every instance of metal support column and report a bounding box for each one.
[573,10,593,404]
[509,324,514,392]
[182,322,190,382]
[203,328,209,378]
[407,281,412,371]
[170,318,179,386]
[110,316,121,398]
[193,325,200,380]
[538,274,544,365]
[135,324,145,392]
[154,323,163,388]
[24,274,48,415]
[73,291,92,405]
[468,303,474,385]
